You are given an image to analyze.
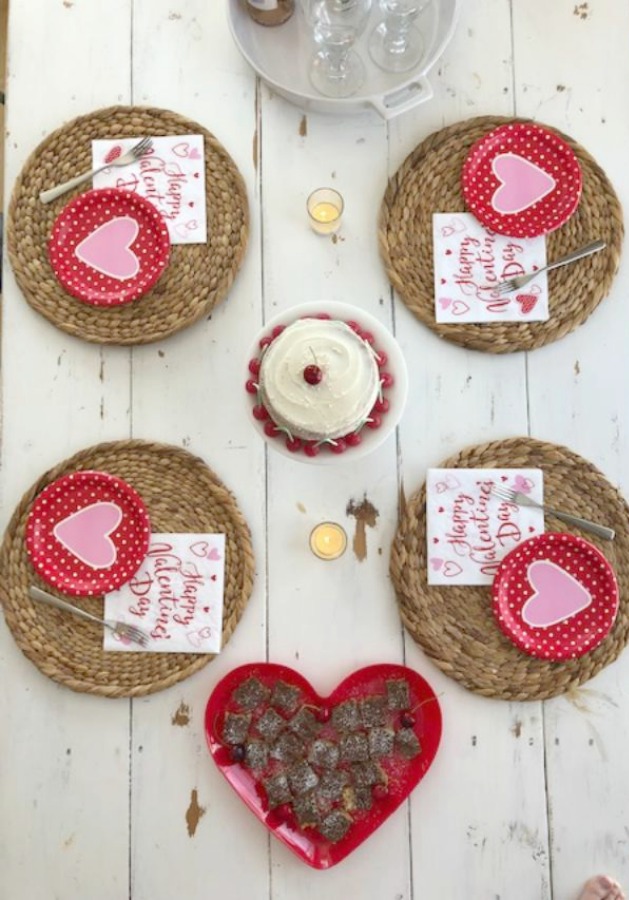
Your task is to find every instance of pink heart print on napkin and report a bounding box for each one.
[511,474,534,494]
[188,626,213,648]
[172,141,201,160]
[491,153,556,215]
[75,216,140,281]
[522,560,593,627]
[53,501,122,569]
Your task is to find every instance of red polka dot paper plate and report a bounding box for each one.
[492,533,618,661]
[25,470,151,597]
[461,123,582,238]
[48,188,170,306]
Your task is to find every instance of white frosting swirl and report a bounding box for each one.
[259,318,380,441]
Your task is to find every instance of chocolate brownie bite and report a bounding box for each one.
[308,738,340,770]
[288,761,319,796]
[270,731,305,764]
[396,727,421,759]
[318,810,352,843]
[233,677,269,711]
[340,732,370,763]
[222,711,252,745]
[386,679,410,711]
[263,773,292,809]
[351,761,386,787]
[270,680,301,715]
[360,696,387,728]
[343,785,373,812]
[368,726,395,758]
[256,708,286,742]
[316,770,349,804]
[244,740,269,771]
[289,707,320,741]
[331,699,361,732]
[293,791,320,828]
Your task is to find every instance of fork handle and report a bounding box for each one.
[545,239,607,274]
[39,166,106,205]
[544,507,615,541]
[29,586,110,627]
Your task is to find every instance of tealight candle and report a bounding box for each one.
[309,522,348,560]
[307,188,344,235]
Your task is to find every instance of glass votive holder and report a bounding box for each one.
[307,188,344,235]
[309,522,348,560]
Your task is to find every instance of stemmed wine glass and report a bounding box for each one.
[302,0,373,99]
[368,0,431,73]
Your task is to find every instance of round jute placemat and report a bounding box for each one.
[390,437,629,701]
[0,441,255,697]
[379,116,623,353]
[7,105,249,345]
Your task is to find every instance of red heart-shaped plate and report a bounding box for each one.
[205,663,441,868]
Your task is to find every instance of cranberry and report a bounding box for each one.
[245,379,258,395]
[316,707,331,723]
[271,325,286,338]
[230,744,246,763]
[367,414,382,430]
[253,404,269,421]
[286,437,303,453]
[264,420,280,437]
[304,442,320,457]
[373,784,388,800]
[374,397,390,414]
[381,372,395,389]
[361,331,375,345]
[259,336,272,350]
[400,711,416,728]
[345,431,363,447]
[303,365,323,385]
[376,351,388,368]
[248,358,261,375]
[329,438,347,454]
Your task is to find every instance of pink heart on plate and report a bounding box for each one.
[430,558,443,570]
[491,153,556,215]
[438,297,452,310]
[443,561,463,578]
[53,501,122,569]
[522,560,592,627]
[75,216,140,281]
[451,300,470,316]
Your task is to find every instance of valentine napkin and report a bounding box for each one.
[92,135,207,244]
[104,533,225,652]
[433,213,549,323]
[426,468,544,585]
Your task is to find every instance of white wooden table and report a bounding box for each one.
[2,2,628,898]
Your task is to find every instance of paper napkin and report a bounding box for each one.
[426,468,544,585]
[433,213,549,323]
[92,135,207,244]
[104,533,225,652]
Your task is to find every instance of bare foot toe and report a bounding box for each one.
[579,876,624,900]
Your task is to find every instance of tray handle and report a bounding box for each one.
[368,74,433,120]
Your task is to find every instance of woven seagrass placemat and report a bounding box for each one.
[390,437,629,700]
[379,116,623,353]
[7,105,249,345]
[0,440,255,697]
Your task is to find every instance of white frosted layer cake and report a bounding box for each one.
[258,318,381,441]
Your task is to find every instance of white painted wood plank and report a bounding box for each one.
[0,2,134,899]
[390,2,551,897]
[127,3,269,899]
[512,1,629,896]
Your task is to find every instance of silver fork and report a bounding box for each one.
[484,240,607,295]
[39,136,153,205]
[29,585,149,647]
[490,486,615,541]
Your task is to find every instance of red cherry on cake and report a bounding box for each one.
[271,325,285,338]
[329,438,347,454]
[286,437,303,453]
[374,397,390,413]
[304,442,320,457]
[381,372,395,388]
[245,379,258,395]
[400,711,416,728]
[361,331,375,345]
[376,351,388,368]
[259,336,272,350]
[345,431,363,447]
[367,414,382,430]
[264,420,280,437]
[230,744,246,763]
[248,358,261,375]
[316,313,331,320]
[303,365,323,385]
[253,404,269,421]
[346,320,361,333]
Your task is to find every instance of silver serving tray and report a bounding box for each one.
[228,0,461,119]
